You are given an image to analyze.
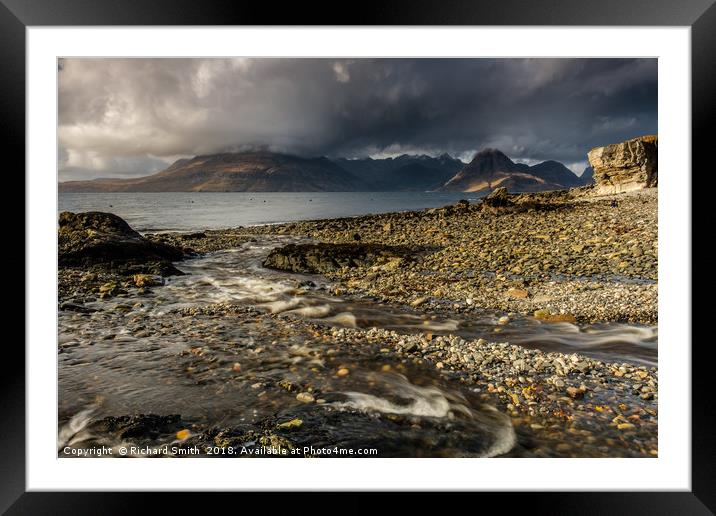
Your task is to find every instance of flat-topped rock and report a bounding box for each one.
[587,135,657,194]
[263,242,420,274]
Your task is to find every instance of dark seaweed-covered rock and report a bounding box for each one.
[58,211,184,276]
[263,242,418,274]
[89,414,183,440]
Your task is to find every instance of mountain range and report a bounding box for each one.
[59,149,593,193]
[59,152,370,193]
[333,153,464,191]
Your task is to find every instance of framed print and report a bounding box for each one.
[6,0,711,512]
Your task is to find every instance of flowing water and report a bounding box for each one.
[123,237,657,365]
[58,236,656,457]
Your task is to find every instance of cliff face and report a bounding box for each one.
[587,135,658,194]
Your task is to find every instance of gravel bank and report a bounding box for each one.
[244,188,657,323]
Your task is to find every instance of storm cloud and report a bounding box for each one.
[58,58,657,180]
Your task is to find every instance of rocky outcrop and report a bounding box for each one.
[587,135,657,194]
[58,211,184,276]
[263,243,418,274]
[482,187,510,207]
[479,187,575,214]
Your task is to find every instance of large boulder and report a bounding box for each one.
[483,187,510,207]
[478,187,572,214]
[587,135,657,194]
[58,211,184,276]
[263,243,416,274]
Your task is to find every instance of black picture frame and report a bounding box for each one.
[5,0,710,512]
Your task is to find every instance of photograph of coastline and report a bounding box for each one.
[57,57,657,458]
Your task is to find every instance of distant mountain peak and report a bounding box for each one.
[473,147,508,157]
[579,166,594,185]
[467,148,517,170]
[439,148,581,193]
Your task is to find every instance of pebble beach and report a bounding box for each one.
[58,187,658,458]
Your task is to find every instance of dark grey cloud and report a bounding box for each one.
[58,58,657,179]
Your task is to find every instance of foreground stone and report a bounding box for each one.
[59,211,184,276]
[482,187,510,207]
[588,135,658,194]
[263,242,422,274]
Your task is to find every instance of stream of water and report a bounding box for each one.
[58,237,657,457]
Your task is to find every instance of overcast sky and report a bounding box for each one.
[58,58,657,181]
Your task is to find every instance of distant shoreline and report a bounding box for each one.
[58,190,486,233]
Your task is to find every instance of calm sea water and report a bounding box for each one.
[59,191,481,232]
